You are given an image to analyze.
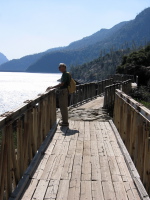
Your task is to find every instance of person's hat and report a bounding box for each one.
[59,63,66,68]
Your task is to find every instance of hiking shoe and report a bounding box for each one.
[59,122,69,127]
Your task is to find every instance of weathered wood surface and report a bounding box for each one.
[114,89,150,196]
[103,79,132,111]
[0,90,56,200]
[70,78,114,106]
[21,120,143,200]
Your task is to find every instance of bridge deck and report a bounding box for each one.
[20,97,141,200]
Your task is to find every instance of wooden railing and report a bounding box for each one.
[70,78,114,106]
[0,90,56,200]
[113,89,150,195]
[0,74,137,199]
[108,74,134,82]
[103,79,132,112]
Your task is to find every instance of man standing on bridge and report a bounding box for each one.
[46,63,70,127]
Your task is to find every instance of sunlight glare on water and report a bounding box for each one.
[0,72,61,114]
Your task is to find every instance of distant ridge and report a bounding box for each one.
[0,7,150,73]
[66,21,127,50]
[0,53,8,65]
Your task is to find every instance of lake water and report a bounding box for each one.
[0,72,61,115]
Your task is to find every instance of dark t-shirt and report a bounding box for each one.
[60,71,70,89]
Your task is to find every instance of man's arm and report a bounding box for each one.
[46,82,64,92]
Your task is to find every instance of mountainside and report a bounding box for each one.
[26,21,130,73]
[0,52,45,72]
[0,47,65,72]
[117,45,150,109]
[70,48,132,82]
[105,8,150,48]
[0,7,150,73]
[0,20,127,73]
[26,7,150,73]
[0,53,8,65]
[66,21,127,50]
[117,44,150,86]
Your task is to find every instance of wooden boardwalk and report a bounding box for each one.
[21,119,141,200]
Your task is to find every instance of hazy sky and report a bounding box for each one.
[0,0,149,60]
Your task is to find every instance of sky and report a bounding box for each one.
[0,0,149,60]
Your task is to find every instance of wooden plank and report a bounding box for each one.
[116,156,132,182]
[91,154,101,181]
[110,142,122,157]
[92,181,104,200]
[32,154,50,180]
[68,123,82,198]
[80,181,92,200]
[97,141,107,157]
[67,140,77,155]
[71,154,82,181]
[130,180,143,200]
[104,122,117,142]
[21,179,38,200]
[61,141,70,155]
[91,141,98,156]
[75,140,83,155]
[113,182,128,200]
[108,156,122,182]
[99,156,111,181]
[68,180,80,200]
[51,139,64,155]
[95,123,104,142]
[123,182,138,200]
[44,139,57,155]
[84,121,90,141]
[77,121,85,142]
[81,156,91,181]
[99,122,109,141]
[104,140,115,157]
[102,181,116,200]
[90,121,97,142]
[50,154,66,180]
[44,180,59,200]
[83,141,91,156]
[40,155,57,180]
[56,180,69,200]
[90,130,97,141]
[61,154,74,180]
[0,128,6,200]
[32,179,49,200]
[111,174,122,183]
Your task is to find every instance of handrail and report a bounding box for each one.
[70,78,114,106]
[0,90,56,200]
[113,89,150,194]
[108,74,134,82]
[103,79,132,113]
[116,89,150,121]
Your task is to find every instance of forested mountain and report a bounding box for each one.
[117,45,150,108]
[0,52,46,72]
[26,21,128,73]
[70,48,133,82]
[0,53,8,65]
[0,7,150,72]
[117,45,150,86]
[0,47,64,72]
[71,43,150,84]
[66,22,127,50]
[24,7,150,73]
